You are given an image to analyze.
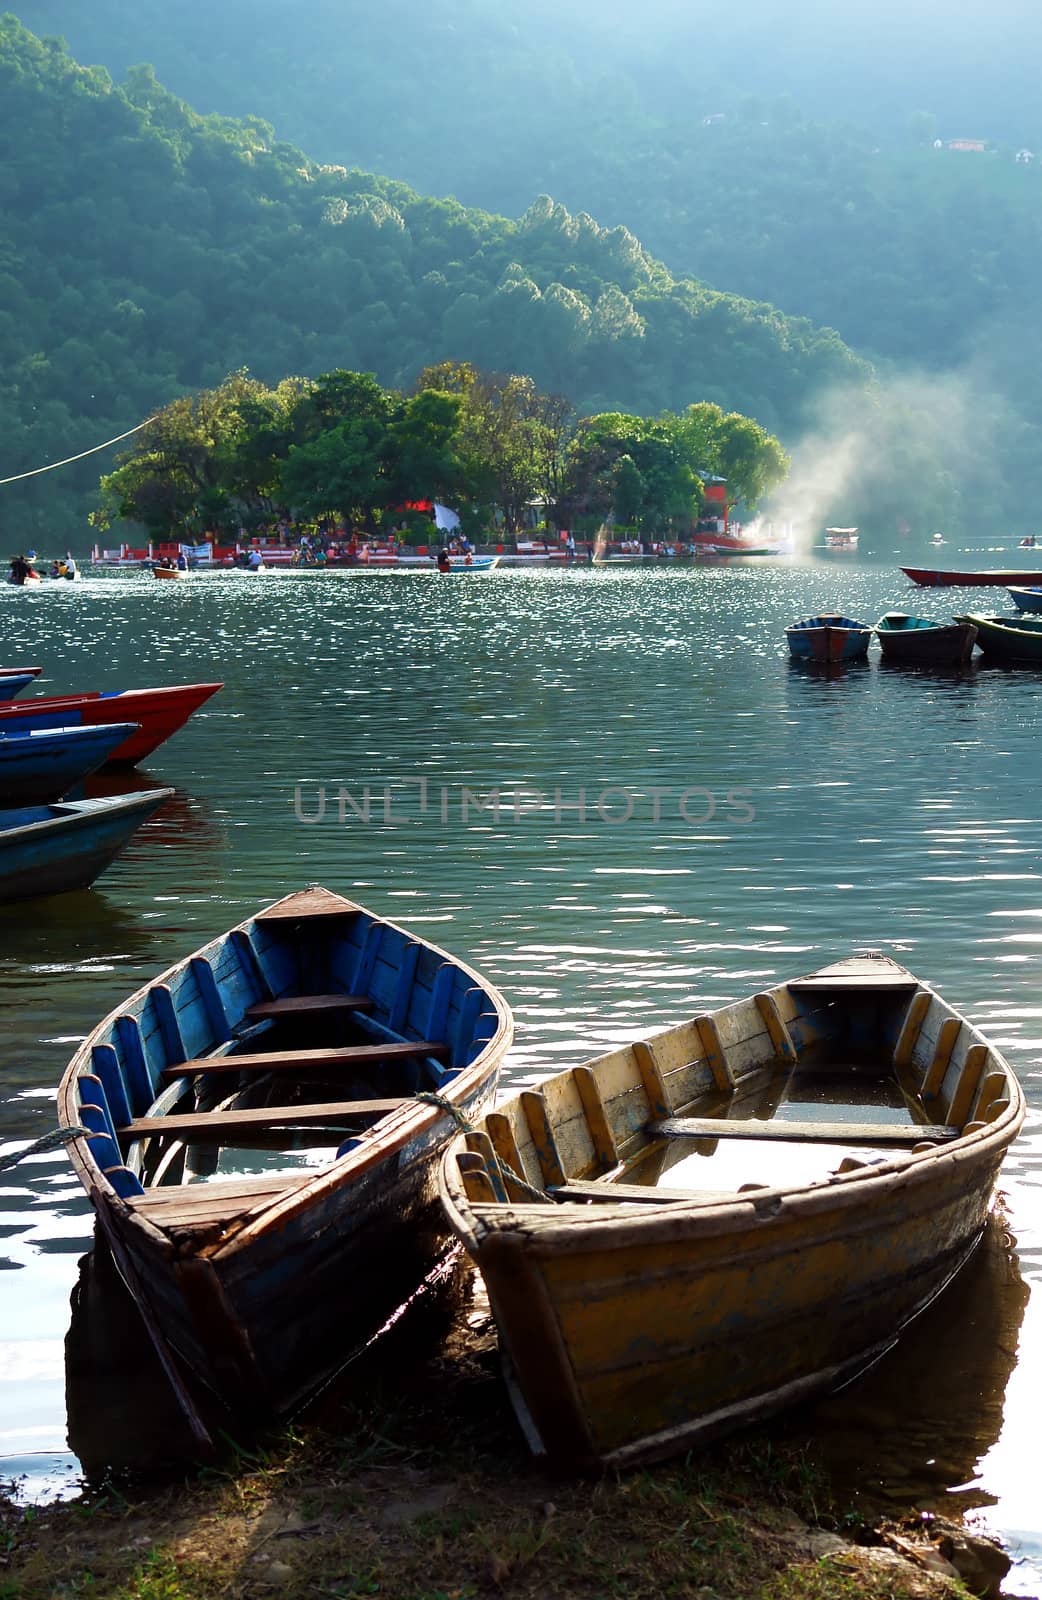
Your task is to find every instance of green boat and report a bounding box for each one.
[954,613,1042,664]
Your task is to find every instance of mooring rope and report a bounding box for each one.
[0,417,158,486]
[414,1089,551,1204]
[0,1124,89,1174]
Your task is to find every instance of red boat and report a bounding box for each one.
[902,566,1042,588]
[0,683,223,766]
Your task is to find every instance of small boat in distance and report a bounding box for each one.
[874,613,977,667]
[902,566,1042,588]
[824,527,859,550]
[152,565,191,580]
[57,886,513,1442]
[440,953,1024,1471]
[1018,535,1038,548]
[1006,587,1042,613]
[954,612,1042,664]
[786,614,872,663]
[0,682,223,766]
[0,789,173,903]
[435,554,499,573]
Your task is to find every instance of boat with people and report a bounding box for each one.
[785,614,872,663]
[153,564,191,580]
[48,557,80,580]
[1006,586,1042,613]
[953,612,1042,664]
[0,682,223,766]
[7,556,41,586]
[434,551,499,573]
[440,952,1024,1471]
[57,886,513,1441]
[0,789,173,903]
[0,722,140,805]
[1018,535,1038,548]
[902,566,1042,587]
[874,612,978,667]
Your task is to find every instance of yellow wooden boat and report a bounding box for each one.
[440,954,1024,1471]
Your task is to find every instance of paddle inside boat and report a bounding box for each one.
[57,887,513,1442]
[440,953,1024,1471]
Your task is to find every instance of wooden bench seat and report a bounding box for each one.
[129,1171,301,1222]
[244,993,373,1021]
[160,1039,447,1082]
[120,1097,407,1143]
[650,1116,957,1145]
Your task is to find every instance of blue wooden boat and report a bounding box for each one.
[786,614,871,663]
[0,667,43,701]
[874,613,977,666]
[1006,587,1042,614]
[0,789,173,903]
[0,722,141,805]
[57,886,513,1443]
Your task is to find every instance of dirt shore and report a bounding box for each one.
[1,1282,1001,1600]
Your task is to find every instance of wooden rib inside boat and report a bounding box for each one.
[57,887,512,1434]
[440,953,1024,1471]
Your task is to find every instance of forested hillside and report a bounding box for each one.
[0,18,865,549]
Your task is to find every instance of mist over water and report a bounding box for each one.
[0,564,1039,1587]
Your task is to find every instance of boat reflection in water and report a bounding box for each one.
[783,1215,1036,1580]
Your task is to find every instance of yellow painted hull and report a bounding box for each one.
[440,956,1024,1469]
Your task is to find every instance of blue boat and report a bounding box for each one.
[786,614,872,663]
[0,667,43,701]
[57,886,513,1442]
[0,721,140,804]
[0,789,173,903]
[1006,587,1042,614]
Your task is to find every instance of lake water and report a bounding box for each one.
[1,559,1040,1589]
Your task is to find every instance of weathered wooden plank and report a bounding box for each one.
[572,1065,620,1172]
[244,993,373,1020]
[892,990,932,1067]
[945,1044,990,1128]
[549,1180,737,1205]
[649,1116,958,1145]
[632,1040,671,1119]
[485,1110,535,1201]
[120,1098,407,1141]
[522,1090,567,1188]
[255,888,360,920]
[694,1014,735,1092]
[753,993,798,1064]
[159,1039,447,1081]
[920,1016,962,1101]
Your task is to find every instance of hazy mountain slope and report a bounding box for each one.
[0,19,866,548]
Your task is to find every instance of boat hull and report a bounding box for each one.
[0,789,172,902]
[441,956,1024,1470]
[0,672,40,701]
[57,889,512,1422]
[152,567,191,580]
[786,615,871,662]
[0,682,222,765]
[955,613,1042,663]
[1007,587,1042,613]
[875,615,978,665]
[902,566,1042,587]
[0,722,140,804]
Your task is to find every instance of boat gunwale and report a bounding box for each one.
[57,889,514,1237]
[440,973,1025,1257]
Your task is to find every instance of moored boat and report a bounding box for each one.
[0,722,140,805]
[440,953,1024,1471]
[57,886,513,1437]
[0,682,222,766]
[785,614,871,662]
[1006,586,1042,613]
[0,667,43,701]
[0,789,173,903]
[874,612,977,666]
[824,527,859,550]
[902,566,1042,588]
[953,612,1042,664]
